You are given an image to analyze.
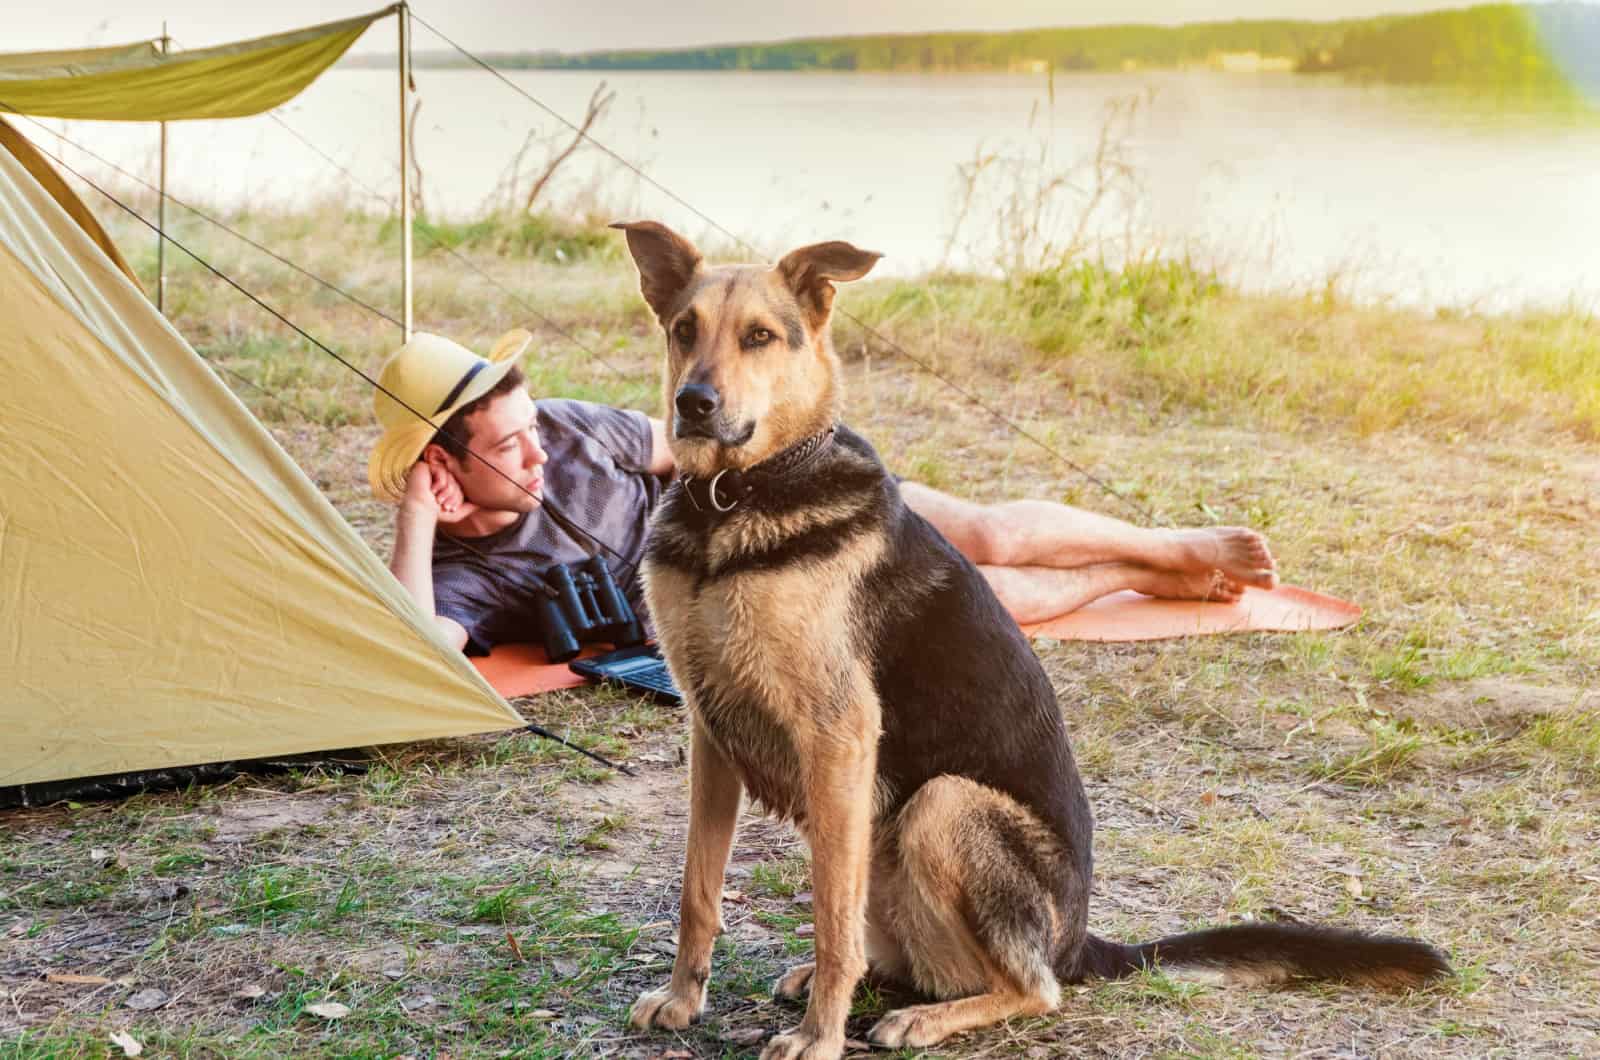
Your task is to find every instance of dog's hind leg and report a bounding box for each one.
[867,775,1085,1050]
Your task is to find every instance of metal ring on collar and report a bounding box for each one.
[708,468,739,513]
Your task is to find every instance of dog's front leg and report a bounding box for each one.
[631,720,743,1030]
[764,717,877,1060]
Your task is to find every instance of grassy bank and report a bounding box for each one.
[2,202,1597,1058]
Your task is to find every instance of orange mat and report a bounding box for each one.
[1019,585,1361,642]
[471,642,603,699]
[473,585,1360,699]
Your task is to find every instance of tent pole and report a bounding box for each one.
[398,2,413,341]
[157,24,170,313]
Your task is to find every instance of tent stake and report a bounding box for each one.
[157,24,169,313]
[398,2,413,340]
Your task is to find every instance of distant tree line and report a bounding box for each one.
[466,20,1354,74]
[1301,4,1598,91]
[387,4,1599,90]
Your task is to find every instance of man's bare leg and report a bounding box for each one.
[901,482,1276,590]
[979,563,1244,624]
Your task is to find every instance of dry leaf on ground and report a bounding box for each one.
[108,1031,143,1057]
[108,1031,142,1056]
[305,1001,350,1019]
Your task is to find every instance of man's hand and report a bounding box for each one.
[402,462,477,527]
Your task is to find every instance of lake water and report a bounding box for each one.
[25,68,1600,311]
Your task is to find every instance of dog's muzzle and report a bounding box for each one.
[674,383,720,426]
[674,386,755,447]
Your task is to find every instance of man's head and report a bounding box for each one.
[420,365,547,513]
[367,329,535,503]
[611,221,881,478]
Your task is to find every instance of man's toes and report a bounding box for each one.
[1233,565,1276,590]
[773,962,815,1000]
[1217,527,1270,562]
[1201,570,1242,602]
[869,1005,949,1049]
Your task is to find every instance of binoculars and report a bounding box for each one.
[532,555,646,663]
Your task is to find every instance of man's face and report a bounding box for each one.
[441,387,547,513]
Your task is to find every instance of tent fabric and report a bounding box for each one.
[0,41,160,77]
[0,8,392,122]
[0,145,523,788]
[0,116,137,284]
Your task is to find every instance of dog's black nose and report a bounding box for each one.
[675,383,720,422]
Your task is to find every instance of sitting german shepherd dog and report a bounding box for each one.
[612,220,1448,1060]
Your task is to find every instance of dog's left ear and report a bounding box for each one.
[610,221,703,322]
[777,241,883,331]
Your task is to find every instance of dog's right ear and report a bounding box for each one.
[610,221,703,322]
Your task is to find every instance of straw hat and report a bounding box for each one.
[367,329,532,502]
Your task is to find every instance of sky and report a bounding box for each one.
[11,0,1506,55]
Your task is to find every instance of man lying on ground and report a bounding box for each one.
[369,331,1277,654]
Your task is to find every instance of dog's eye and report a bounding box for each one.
[745,328,773,348]
[673,320,696,347]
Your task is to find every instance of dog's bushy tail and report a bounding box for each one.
[1076,922,1450,990]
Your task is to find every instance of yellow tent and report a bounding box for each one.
[0,86,524,792]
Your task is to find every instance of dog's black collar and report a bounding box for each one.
[678,427,837,515]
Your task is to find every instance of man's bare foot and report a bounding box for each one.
[1161,527,1277,590]
[1129,566,1246,604]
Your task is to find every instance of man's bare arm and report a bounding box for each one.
[646,416,675,476]
[391,464,470,651]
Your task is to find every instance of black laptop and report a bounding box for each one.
[569,645,682,705]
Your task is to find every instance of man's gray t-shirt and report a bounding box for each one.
[433,399,664,656]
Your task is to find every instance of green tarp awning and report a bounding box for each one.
[0,7,393,122]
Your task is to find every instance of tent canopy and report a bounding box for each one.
[0,7,393,122]
[0,143,523,789]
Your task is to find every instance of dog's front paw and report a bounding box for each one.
[629,982,705,1030]
[868,1003,951,1049]
[772,962,815,1000]
[759,1027,843,1060]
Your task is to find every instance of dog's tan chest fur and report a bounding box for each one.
[644,517,885,824]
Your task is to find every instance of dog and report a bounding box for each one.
[611,220,1449,1060]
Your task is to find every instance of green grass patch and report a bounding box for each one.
[1314,719,1426,786]
[750,855,811,899]
[232,866,319,924]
